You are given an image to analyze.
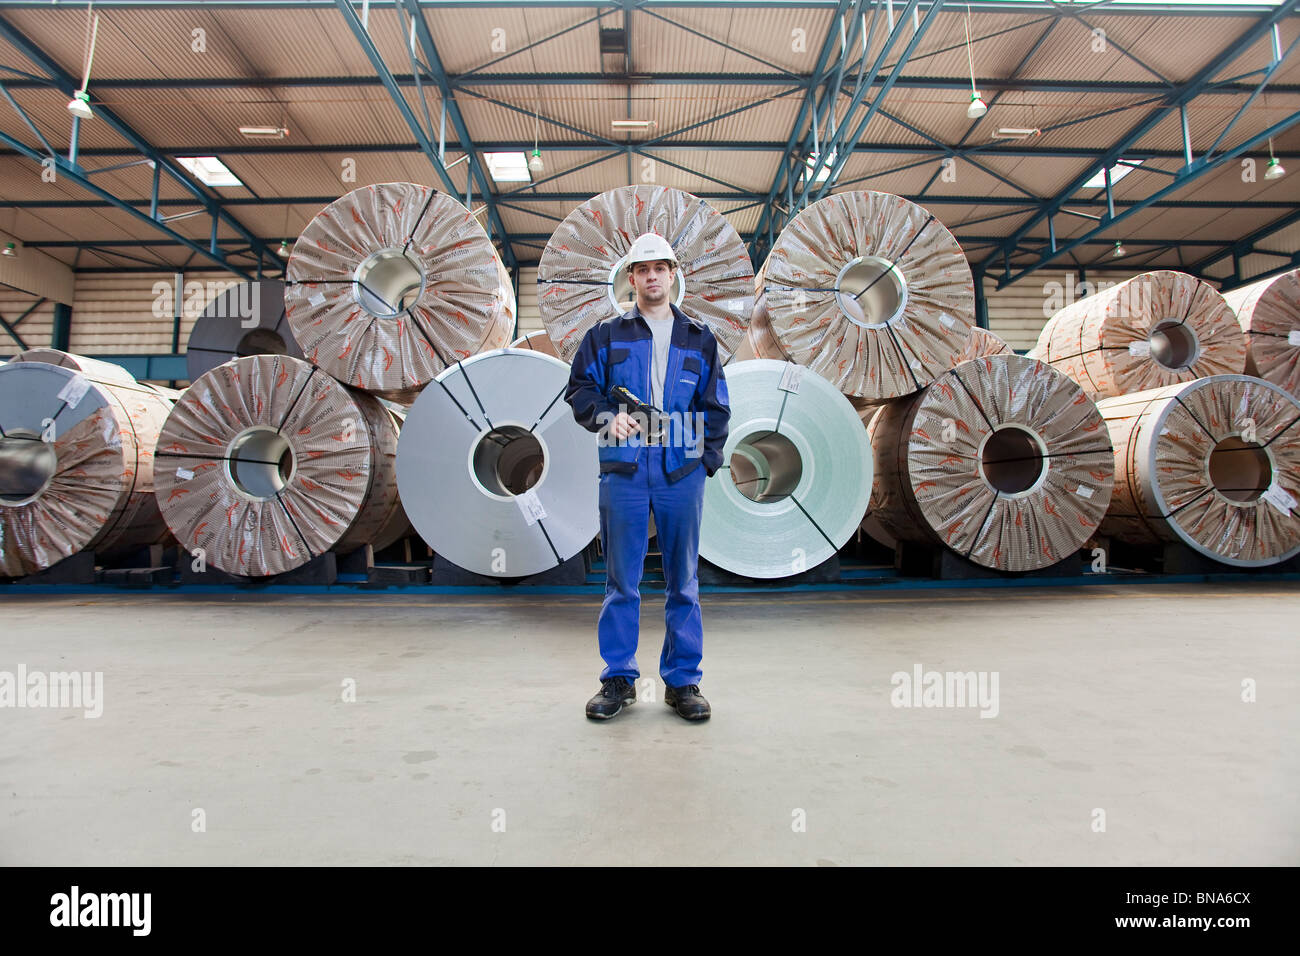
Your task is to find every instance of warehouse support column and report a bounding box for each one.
[973,266,989,330]
[52,302,71,351]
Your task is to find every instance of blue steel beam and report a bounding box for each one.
[1188,206,1300,279]
[399,0,516,270]
[982,0,1300,278]
[8,194,1297,211]
[42,141,1300,161]
[333,0,515,270]
[3,73,1296,96]
[750,0,856,261]
[808,0,945,204]
[992,111,1300,289]
[0,130,259,278]
[0,15,280,277]
[0,1,1281,14]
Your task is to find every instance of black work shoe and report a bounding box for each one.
[664,684,711,721]
[586,677,636,720]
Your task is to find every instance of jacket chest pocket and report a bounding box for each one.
[673,355,702,404]
[608,347,635,391]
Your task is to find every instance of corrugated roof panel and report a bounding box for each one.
[1256,221,1300,256]
[421,4,608,76]
[1020,14,1172,85]
[654,4,832,76]
[205,7,383,79]
[1131,92,1300,156]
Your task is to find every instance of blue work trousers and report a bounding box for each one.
[597,446,706,688]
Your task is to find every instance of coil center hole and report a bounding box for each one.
[835,255,908,329]
[1148,319,1200,371]
[236,328,288,357]
[729,430,802,503]
[354,249,426,319]
[473,425,545,498]
[1208,436,1272,504]
[608,256,684,313]
[227,427,295,501]
[0,430,57,506]
[980,425,1046,496]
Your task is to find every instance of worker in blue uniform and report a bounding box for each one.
[564,232,731,722]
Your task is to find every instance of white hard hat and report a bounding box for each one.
[625,232,678,271]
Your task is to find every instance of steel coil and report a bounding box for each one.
[537,185,752,362]
[154,354,406,577]
[869,354,1114,572]
[1097,375,1300,566]
[1,355,175,575]
[284,182,514,403]
[758,190,975,402]
[1221,269,1300,396]
[700,359,871,578]
[186,279,304,382]
[1035,270,1245,399]
[395,348,598,578]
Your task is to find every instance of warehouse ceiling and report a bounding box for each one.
[0,0,1296,291]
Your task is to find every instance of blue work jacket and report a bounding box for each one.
[564,303,730,482]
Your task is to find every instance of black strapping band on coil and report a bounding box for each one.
[457,359,493,430]
[530,384,569,433]
[535,518,564,568]
[789,494,837,552]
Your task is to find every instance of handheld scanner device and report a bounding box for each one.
[610,385,666,438]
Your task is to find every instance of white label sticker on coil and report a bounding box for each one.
[1289,330,1300,347]
[308,292,327,308]
[1261,483,1296,514]
[57,375,91,409]
[779,363,804,394]
[1075,485,1094,499]
[1128,341,1151,357]
[728,300,744,313]
[940,312,956,328]
[175,467,195,481]
[516,489,547,526]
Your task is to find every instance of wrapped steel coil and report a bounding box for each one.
[953,326,1013,364]
[510,329,561,360]
[1096,375,1300,566]
[758,190,975,402]
[1035,270,1245,399]
[284,182,515,403]
[537,185,752,362]
[396,348,597,578]
[154,354,406,577]
[0,356,175,575]
[10,347,141,386]
[869,354,1114,572]
[186,279,304,382]
[1221,269,1300,396]
[700,359,871,578]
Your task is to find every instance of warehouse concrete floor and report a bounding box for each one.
[1,583,1296,866]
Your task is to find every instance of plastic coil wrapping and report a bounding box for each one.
[395,348,598,578]
[537,185,753,362]
[154,354,407,577]
[1096,375,1300,566]
[869,354,1115,572]
[953,326,1013,365]
[283,182,515,403]
[186,279,304,382]
[510,329,561,360]
[1220,269,1300,397]
[757,190,975,402]
[1035,270,1245,399]
[0,353,176,576]
[700,359,872,578]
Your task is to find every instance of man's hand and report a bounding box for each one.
[610,411,642,441]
